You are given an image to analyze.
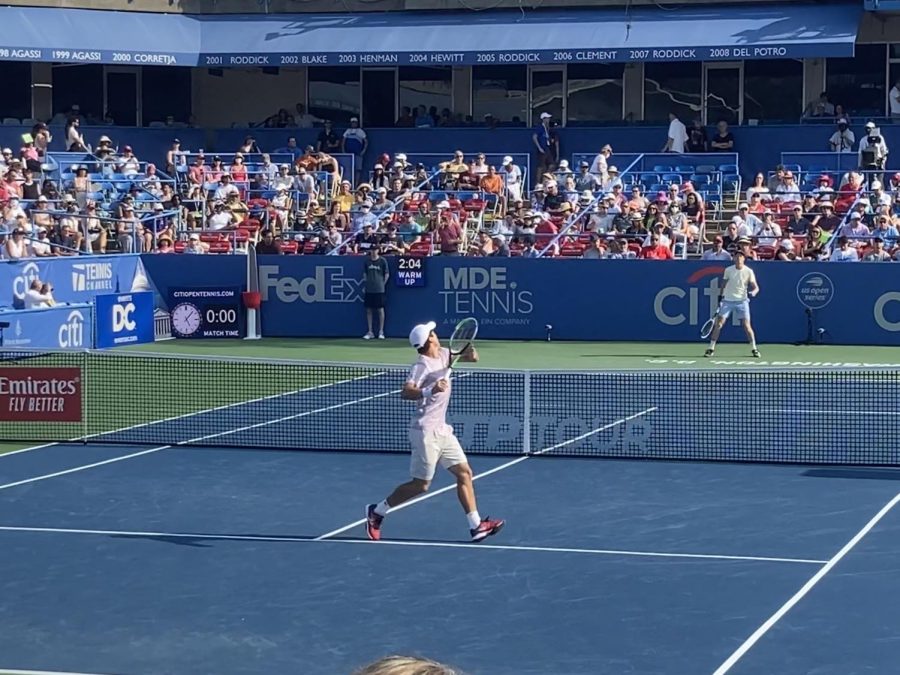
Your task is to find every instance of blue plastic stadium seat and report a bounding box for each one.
[689,174,711,186]
[806,164,829,174]
[639,172,660,185]
[706,182,721,195]
[649,183,666,194]
[428,191,448,202]
[675,164,696,174]
[661,173,682,185]
[723,174,741,190]
[695,165,717,175]
[652,165,673,173]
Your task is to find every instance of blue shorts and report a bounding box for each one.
[720,299,750,321]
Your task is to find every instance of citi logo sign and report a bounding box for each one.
[58,310,85,348]
[654,267,724,326]
[13,261,40,299]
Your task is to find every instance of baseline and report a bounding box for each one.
[0,525,826,565]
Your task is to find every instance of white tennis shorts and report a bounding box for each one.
[409,427,468,481]
[720,299,751,321]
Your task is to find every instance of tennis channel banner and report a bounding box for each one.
[0,304,94,350]
[94,291,155,349]
[0,255,144,309]
[246,257,900,346]
[0,366,83,422]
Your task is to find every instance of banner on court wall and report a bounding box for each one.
[0,304,94,350]
[0,366,83,422]
[94,291,155,349]
[248,256,900,346]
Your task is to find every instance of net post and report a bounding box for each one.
[523,369,531,455]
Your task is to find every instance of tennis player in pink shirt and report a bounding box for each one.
[365,321,505,542]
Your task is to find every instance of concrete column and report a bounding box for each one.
[623,62,643,121]
[31,62,53,122]
[453,66,471,116]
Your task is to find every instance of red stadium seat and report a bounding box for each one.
[173,241,187,253]
[408,241,432,256]
[280,241,299,254]
[207,240,232,254]
[757,245,776,260]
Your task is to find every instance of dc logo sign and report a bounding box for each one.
[13,261,40,300]
[113,302,137,333]
[796,273,835,310]
[58,310,85,348]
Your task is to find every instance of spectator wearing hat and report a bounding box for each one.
[870,214,899,247]
[371,163,390,191]
[213,174,239,203]
[602,166,623,192]
[811,201,841,232]
[490,233,510,257]
[156,236,174,254]
[773,239,797,261]
[703,236,732,261]
[500,156,522,203]
[352,201,378,232]
[343,117,368,182]
[533,112,553,174]
[839,211,871,246]
[774,171,801,202]
[737,237,758,261]
[273,164,294,192]
[859,122,889,181]
[830,235,859,262]
[185,233,206,254]
[188,155,207,186]
[587,200,614,233]
[829,119,855,153]
[3,227,27,260]
[864,237,892,261]
[119,146,140,176]
[785,205,811,235]
[574,161,601,194]
[371,187,391,216]
[381,223,407,255]
[29,226,52,257]
[295,166,317,201]
[206,156,225,184]
[588,144,613,182]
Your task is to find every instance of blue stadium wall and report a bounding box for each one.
[142,256,900,346]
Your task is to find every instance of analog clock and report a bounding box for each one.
[171,302,202,337]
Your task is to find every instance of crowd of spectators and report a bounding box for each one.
[1,106,898,262]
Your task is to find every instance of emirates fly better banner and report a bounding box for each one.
[0,367,83,422]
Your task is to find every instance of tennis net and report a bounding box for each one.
[1,350,898,465]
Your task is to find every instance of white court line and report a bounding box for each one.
[0,669,111,675]
[0,525,826,565]
[314,406,659,541]
[0,373,394,492]
[712,491,900,675]
[0,371,387,460]
[758,409,900,416]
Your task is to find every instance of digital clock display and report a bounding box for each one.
[395,256,426,288]
[168,288,243,339]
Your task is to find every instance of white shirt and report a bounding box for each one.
[722,265,757,302]
[703,249,732,261]
[589,153,608,179]
[29,238,51,256]
[407,347,452,433]
[755,222,782,246]
[214,184,239,201]
[24,288,53,309]
[829,130,856,153]
[667,118,688,153]
[208,211,233,230]
[830,246,859,262]
[891,86,900,115]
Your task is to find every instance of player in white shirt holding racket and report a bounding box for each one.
[366,319,505,543]
[704,250,761,358]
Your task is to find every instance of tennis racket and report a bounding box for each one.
[448,317,479,369]
[700,300,723,339]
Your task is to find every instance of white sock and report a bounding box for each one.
[466,511,482,529]
[751,339,757,350]
[374,500,390,517]
[709,340,717,349]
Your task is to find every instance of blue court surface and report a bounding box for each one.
[1,443,900,675]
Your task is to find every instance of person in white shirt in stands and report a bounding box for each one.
[342,117,368,181]
[23,278,54,308]
[29,227,52,257]
[705,250,760,358]
[663,113,688,153]
[3,228,28,260]
[774,171,802,202]
[829,119,855,153]
[213,174,239,202]
[890,78,900,119]
[364,322,504,543]
[500,156,522,203]
[589,144,612,183]
[830,235,859,262]
[703,235,733,261]
[755,211,782,246]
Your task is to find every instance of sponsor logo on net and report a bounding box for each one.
[71,262,114,292]
[0,367,83,421]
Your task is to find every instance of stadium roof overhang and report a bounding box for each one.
[0,3,861,68]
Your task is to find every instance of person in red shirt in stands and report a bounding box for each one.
[640,233,674,259]
[435,201,462,255]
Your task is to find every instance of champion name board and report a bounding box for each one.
[395,257,425,288]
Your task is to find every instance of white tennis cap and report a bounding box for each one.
[409,321,436,349]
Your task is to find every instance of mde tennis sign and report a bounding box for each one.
[0,367,83,422]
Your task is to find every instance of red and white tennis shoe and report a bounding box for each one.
[470,516,505,542]
[365,504,383,541]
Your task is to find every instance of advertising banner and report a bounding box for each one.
[94,291,155,349]
[0,366,83,422]
[0,304,94,350]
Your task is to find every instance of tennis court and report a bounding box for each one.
[1,340,899,675]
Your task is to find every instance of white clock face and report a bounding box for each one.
[171,303,202,336]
